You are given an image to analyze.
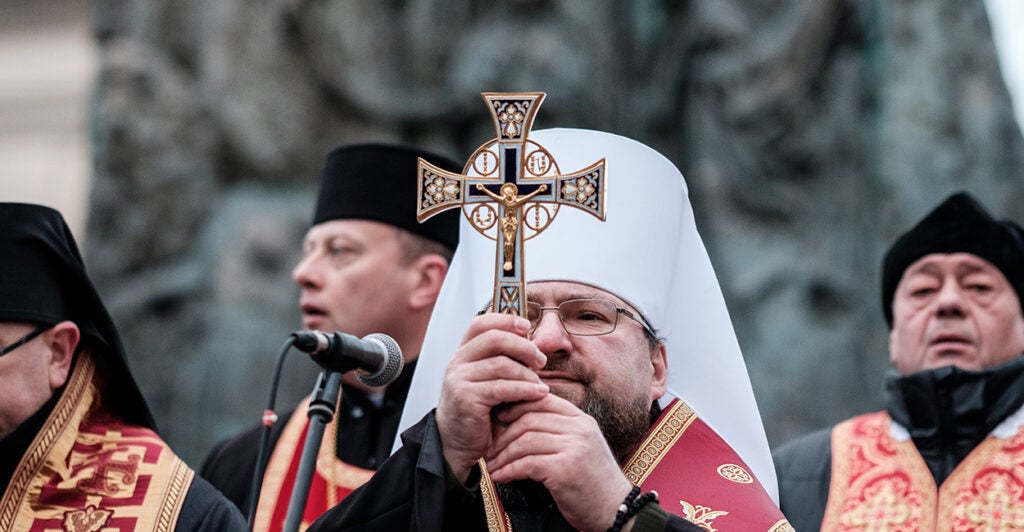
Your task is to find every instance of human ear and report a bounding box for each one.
[649,342,668,400]
[45,321,79,390]
[408,255,450,310]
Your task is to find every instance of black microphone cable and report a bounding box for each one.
[246,336,295,528]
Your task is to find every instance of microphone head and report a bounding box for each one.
[355,333,404,387]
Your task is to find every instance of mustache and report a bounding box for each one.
[540,355,594,385]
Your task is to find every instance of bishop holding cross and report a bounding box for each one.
[308,96,790,531]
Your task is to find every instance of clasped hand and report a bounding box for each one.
[435,313,636,532]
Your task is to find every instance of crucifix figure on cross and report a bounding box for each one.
[416,92,606,316]
[475,182,549,272]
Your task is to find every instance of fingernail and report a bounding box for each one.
[515,317,531,334]
[535,383,549,393]
[535,350,547,366]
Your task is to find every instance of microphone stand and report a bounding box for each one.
[283,369,342,532]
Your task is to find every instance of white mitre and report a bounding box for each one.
[396,128,778,502]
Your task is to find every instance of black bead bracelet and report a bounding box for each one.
[608,486,659,532]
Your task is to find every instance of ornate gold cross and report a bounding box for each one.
[417,92,606,316]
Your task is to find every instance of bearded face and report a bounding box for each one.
[576,385,654,463]
[523,281,669,464]
[540,352,654,462]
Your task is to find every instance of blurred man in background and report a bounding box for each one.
[200,143,461,530]
[774,192,1024,530]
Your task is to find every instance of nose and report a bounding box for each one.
[291,254,321,290]
[529,309,573,355]
[934,282,967,319]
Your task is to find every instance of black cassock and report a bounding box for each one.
[200,360,418,515]
[177,477,252,531]
[306,412,703,532]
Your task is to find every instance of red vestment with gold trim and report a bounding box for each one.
[478,398,793,531]
[824,410,1024,530]
[252,397,374,532]
[0,354,193,532]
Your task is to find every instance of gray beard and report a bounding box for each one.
[578,388,652,464]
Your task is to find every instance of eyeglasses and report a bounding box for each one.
[526,298,657,338]
[0,325,49,357]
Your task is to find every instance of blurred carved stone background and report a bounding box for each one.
[52,0,1024,466]
[0,1,94,232]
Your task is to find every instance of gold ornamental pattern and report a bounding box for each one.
[679,501,729,531]
[717,464,754,484]
[414,91,606,318]
[622,400,698,486]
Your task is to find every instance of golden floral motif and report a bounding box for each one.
[842,477,914,531]
[561,175,597,207]
[716,464,753,484]
[424,174,460,206]
[955,470,1024,530]
[679,500,729,532]
[497,103,526,139]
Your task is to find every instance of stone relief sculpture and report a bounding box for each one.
[87,0,1024,463]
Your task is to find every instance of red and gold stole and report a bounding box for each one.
[823,410,1024,530]
[0,354,193,532]
[252,397,373,532]
[479,398,793,531]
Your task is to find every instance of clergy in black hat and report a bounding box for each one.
[311,143,460,251]
[881,192,1024,328]
[200,143,462,527]
[774,191,1024,531]
[0,203,246,530]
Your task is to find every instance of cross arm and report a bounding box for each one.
[552,159,607,220]
[417,158,469,222]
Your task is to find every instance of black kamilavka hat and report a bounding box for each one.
[312,143,462,251]
[0,203,156,429]
[881,192,1024,327]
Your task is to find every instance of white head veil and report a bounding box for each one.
[396,128,778,501]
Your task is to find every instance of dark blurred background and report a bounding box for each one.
[3,0,1023,469]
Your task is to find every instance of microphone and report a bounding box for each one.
[291,330,404,387]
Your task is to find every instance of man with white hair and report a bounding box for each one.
[308,129,790,531]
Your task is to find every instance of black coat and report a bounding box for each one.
[772,428,831,532]
[177,476,250,531]
[200,361,417,516]
[307,412,702,532]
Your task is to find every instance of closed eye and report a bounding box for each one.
[910,288,936,298]
[328,245,354,256]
